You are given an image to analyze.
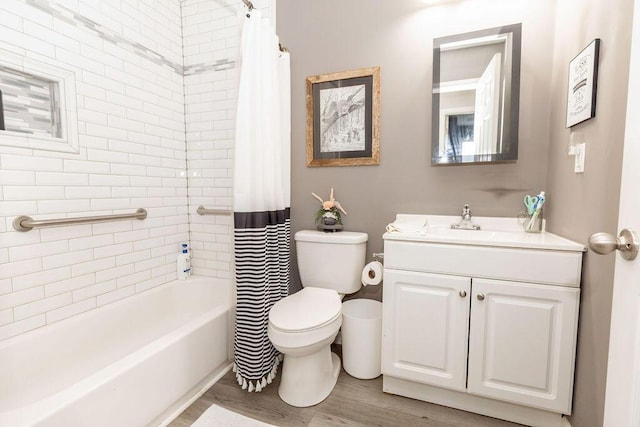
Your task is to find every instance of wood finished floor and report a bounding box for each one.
[169,362,523,427]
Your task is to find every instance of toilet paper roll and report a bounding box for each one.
[361,261,383,286]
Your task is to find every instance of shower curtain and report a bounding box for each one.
[232,9,291,392]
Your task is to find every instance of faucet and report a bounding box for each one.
[451,204,481,230]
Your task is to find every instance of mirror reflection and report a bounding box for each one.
[432,24,521,165]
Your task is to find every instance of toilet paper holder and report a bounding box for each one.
[372,252,384,262]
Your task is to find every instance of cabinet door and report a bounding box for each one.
[382,269,471,391]
[467,278,580,413]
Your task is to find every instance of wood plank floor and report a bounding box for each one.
[169,358,523,427]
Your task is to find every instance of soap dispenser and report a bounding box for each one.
[177,242,191,279]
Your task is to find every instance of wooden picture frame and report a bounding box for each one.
[566,39,600,128]
[306,67,380,167]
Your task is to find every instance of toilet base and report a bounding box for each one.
[278,348,341,407]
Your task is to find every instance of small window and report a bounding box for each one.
[0,49,78,154]
[0,67,62,138]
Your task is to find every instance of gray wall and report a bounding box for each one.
[278,0,635,426]
[277,0,556,300]
[545,0,633,425]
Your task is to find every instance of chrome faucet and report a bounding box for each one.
[451,204,481,230]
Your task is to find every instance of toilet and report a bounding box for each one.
[267,230,368,407]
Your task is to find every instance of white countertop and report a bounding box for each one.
[383,214,586,252]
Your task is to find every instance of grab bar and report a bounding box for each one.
[196,206,232,216]
[13,208,148,232]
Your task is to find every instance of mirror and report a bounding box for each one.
[432,24,521,165]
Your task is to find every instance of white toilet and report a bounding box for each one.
[267,230,368,407]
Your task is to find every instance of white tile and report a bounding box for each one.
[35,172,89,186]
[0,314,46,341]
[135,276,165,293]
[69,234,114,252]
[116,270,152,288]
[12,267,71,292]
[71,257,116,277]
[95,264,135,283]
[9,241,69,262]
[116,249,150,266]
[91,221,132,237]
[63,159,111,174]
[37,199,91,214]
[72,280,117,302]
[0,258,42,280]
[0,0,246,336]
[3,186,66,201]
[23,20,79,51]
[0,200,39,217]
[42,249,95,270]
[46,298,96,324]
[0,287,44,311]
[114,229,149,244]
[0,279,9,296]
[97,285,135,306]
[40,224,93,243]
[0,309,13,327]
[134,256,166,273]
[1,26,54,57]
[14,293,72,321]
[0,169,36,185]
[45,274,96,297]
[89,198,132,211]
[65,186,111,199]
[89,237,131,258]
[87,148,129,164]
[89,174,130,187]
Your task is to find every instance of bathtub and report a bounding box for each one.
[0,276,233,427]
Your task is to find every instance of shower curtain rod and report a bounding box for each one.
[240,0,288,52]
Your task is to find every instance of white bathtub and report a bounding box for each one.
[0,276,232,427]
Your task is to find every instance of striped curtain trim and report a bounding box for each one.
[233,208,290,392]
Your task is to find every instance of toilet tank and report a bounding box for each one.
[295,230,368,295]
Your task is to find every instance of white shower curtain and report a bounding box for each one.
[232,9,291,393]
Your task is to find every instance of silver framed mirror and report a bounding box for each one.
[432,24,522,165]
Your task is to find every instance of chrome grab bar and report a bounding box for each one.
[13,208,148,232]
[196,206,232,216]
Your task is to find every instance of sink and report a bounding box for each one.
[384,214,585,252]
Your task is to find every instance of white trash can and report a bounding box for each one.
[341,299,382,379]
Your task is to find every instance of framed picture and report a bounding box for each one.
[566,39,600,128]
[306,67,380,167]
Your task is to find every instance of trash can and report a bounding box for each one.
[341,299,382,379]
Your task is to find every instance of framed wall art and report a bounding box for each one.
[566,39,600,128]
[306,66,380,167]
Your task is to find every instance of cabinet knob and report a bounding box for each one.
[477,293,485,301]
[459,290,467,298]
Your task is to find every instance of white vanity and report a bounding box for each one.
[382,214,585,427]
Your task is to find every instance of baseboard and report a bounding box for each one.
[155,361,233,427]
[383,375,567,427]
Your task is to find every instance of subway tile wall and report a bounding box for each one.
[183,0,273,279]
[0,0,274,341]
[182,0,239,280]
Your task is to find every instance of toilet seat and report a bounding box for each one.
[269,287,342,333]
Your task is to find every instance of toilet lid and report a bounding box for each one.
[269,287,342,333]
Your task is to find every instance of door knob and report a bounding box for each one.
[588,228,639,261]
[477,293,485,301]
[459,290,467,298]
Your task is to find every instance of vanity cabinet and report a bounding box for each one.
[381,223,584,427]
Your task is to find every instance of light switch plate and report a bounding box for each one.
[574,143,586,173]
